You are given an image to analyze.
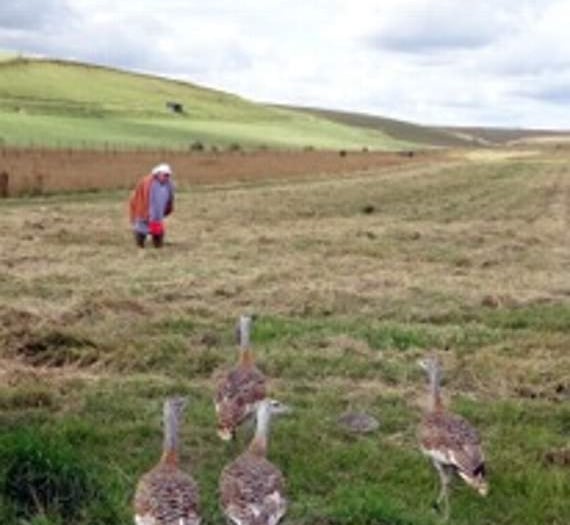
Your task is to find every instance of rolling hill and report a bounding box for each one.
[277,105,478,147]
[3,55,564,151]
[0,56,413,150]
[439,126,570,144]
[283,106,570,147]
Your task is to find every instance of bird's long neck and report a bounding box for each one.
[161,405,180,466]
[249,404,270,457]
[428,368,444,412]
[238,316,254,368]
[239,346,255,368]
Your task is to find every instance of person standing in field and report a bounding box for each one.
[129,163,175,248]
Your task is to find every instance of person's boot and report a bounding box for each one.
[152,234,164,248]
[134,232,146,248]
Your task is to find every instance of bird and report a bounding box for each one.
[417,356,488,521]
[219,399,291,525]
[215,314,267,441]
[133,397,201,525]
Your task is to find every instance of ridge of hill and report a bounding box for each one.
[281,105,570,147]
[0,56,412,151]
[277,105,476,147]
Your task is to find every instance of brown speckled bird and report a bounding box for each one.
[134,397,201,525]
[417,356,488,521]
[220,399,291,525]
[215,315,267,441]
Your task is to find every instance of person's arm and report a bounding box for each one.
[164,182,174,217]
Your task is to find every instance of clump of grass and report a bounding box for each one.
[0,429,120,524]
[0,385,57,410]
[15,330,99,368]
[479,304,570,332]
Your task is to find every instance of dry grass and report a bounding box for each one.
[2,151,570,395]
[1,150,570,524]
[0,147,443,196]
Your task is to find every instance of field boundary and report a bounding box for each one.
[0,147,445,197]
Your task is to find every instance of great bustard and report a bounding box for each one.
[219,399,291,525]
[133,397,201,525]
[417,356,488,521]
[215,314,267,441]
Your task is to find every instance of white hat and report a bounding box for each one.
[151,163,172,176]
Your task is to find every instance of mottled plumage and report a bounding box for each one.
[220,399,290,525]
[134,397,201,525]
[215,315,267,440]
[419,411,486,488]
[220,453,286,525]
[417,357,488,521]
[134,463,200,525]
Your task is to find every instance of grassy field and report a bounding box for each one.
[0,150,569,524]
[0,58,410,151]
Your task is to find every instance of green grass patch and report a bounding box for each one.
[254,316,500,351]
[0,428,123,524]
[0,59,412,150]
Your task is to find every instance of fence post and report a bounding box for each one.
[0,171,8,198]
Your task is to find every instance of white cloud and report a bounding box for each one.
[0,0,569,128]
[481,0,570,76]
[363,0,516,52]
[0,0,73,30]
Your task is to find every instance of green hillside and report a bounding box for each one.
[284,105,570,147]
[0,57,412,150]
[279,105,478,147]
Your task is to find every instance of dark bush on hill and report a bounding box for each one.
[190,140,205,151]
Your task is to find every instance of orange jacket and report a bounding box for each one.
[129,174,173,223]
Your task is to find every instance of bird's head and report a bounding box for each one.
[418,355,443,383]
[460,462,489,497]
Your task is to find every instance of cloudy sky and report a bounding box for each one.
[1,0,570,129]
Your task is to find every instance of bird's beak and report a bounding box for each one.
[217,428,234,441]
[279,403,293,415]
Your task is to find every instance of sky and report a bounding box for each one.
[1,0,570,129]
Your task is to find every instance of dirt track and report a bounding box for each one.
[0,147,445,196]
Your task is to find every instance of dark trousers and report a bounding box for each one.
[134,232,164,248]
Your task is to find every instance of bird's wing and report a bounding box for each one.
[220,455,286,525]
[134,467,201,525]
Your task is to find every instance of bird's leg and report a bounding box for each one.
[433,461,451,521]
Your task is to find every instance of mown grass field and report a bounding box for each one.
[0,58,410,151]
[0,149,569,524]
